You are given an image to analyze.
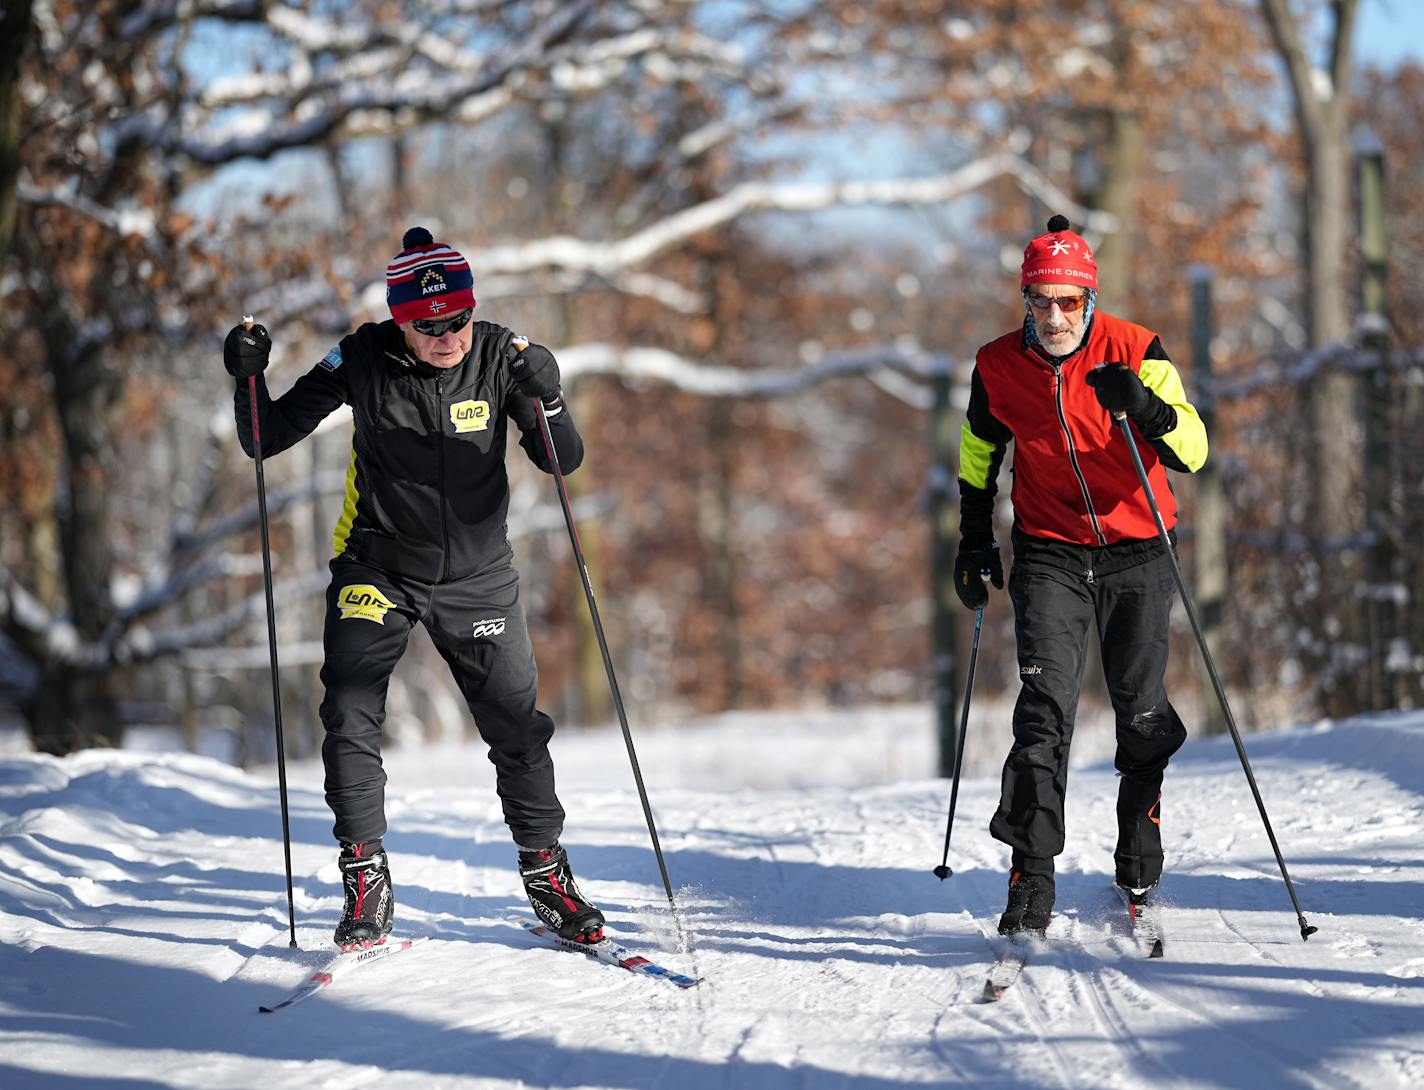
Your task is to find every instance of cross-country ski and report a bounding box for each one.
[257,937,426,1013]
[981,938,1033,1002]
[518,920,701,989]
[1114,882,1167,959]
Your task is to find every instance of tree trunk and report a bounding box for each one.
[930,369,963,777]
[26,321,122,752]
[1301,112,1357,539]
[1189,267,1229,735]
[27,666,122,754]
[1259,0,1364,716]
[539,116,613,727]
[0,0,33,259]
[700,396,743,709]
[1090,108,1142,305]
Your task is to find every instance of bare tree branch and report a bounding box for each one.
[1259,0,1327,135]
[1329,0,1359,93]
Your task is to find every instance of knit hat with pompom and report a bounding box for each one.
[385,226,476,323]
[1020,214,1098,291]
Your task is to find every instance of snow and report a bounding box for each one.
[2,705,1423,1089]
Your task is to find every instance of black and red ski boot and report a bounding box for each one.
[997,870,1055,937]
[334,839,394,949]
[518,843,604,943]
[1114,780,1165,893]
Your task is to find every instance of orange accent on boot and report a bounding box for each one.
[1149,795,1161,827]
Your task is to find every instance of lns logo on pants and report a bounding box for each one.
[472,617,506,638]
[338,584,396,624]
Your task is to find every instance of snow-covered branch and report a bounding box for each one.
[458,269,709,314]
[472,143,1027,276]
[344,137,1116,320]
[559,342,950,404]
[348,139,1114,319]
[676,101,803,161]
[171,471,350,558]
[1215,344,1424,402]
[0,461,614,682]
[140,0,598,165]
[119,571,332,665]
[0,566,66,667]
[464,138,1114,291]
[16,180,156,239]
[118,0,265,40]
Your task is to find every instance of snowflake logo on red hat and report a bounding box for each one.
[1049,239,1072,256]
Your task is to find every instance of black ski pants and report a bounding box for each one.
[318,556,565,849]
[989,548,1188,888]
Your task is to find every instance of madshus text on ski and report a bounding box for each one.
[226,220,1312,1010]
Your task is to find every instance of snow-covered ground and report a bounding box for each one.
[2,705,1422,1089]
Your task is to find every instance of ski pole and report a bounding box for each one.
[515,339,689,950]
[1114,411,1316,941]
[243,314,299,948]
[934,605,984,880]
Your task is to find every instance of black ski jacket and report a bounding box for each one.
[233,319,583,583]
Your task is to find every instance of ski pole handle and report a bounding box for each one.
[1088,361,1131,422]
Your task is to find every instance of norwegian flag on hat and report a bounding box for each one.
[386,226,476,324]
[1020,214,1098,291]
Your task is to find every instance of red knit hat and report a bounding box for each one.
[386,226,476,324]
[1020,214,1098,291]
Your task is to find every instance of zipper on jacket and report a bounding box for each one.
[1052,365,1108,547]
[436,380,450,579]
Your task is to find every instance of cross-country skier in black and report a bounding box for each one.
[224,227,604,949]
[955,216,1209,937]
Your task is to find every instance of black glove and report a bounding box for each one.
[953,541,1003,612]
[1086,362,1151,418]
[509,342,561,399]
[224,322,271,379]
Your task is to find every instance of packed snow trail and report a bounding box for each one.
[1,708,1422,1089]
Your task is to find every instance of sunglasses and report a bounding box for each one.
[1026,293,1088,314]
[411,308,474,337]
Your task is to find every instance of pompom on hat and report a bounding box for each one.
[386,226,476,324]
[1020,214,1098,291]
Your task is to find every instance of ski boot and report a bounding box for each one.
[1115,780,1165,899]
[1116,880,1158,907]
[334,839,394,949]
[998,870,1055,937]
[519,842,604,943]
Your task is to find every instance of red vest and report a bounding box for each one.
[975,312,1175,545]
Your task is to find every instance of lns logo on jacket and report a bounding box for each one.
[450,399,490,433]
[338,584,396,624]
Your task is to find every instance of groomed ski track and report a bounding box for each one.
[0,708,1421,1089]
